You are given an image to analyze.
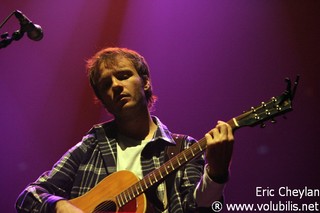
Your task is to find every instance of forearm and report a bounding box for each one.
[15,149,81,212]
[16,135,94,212]
[15,184,65,213]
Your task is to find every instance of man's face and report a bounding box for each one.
[95,56,150,117]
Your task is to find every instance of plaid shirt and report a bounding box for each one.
[16,117,207,213]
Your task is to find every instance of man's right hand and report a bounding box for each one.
[55,200,84,213]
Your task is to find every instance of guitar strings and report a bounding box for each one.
[92,189,134,212]
[93,200,117,212]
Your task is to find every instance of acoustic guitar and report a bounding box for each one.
[69,76,299,212]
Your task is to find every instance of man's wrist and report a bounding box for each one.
[206,166,229,184]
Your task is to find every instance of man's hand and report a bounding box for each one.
[205,121,234,180]
[55,200,84,213]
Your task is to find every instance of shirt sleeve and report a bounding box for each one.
[15,139,90,213]
[16,182,67,213]
[194,164,226,207]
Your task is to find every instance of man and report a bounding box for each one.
[16,47,234,212]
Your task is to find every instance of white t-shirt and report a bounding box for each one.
[116,134,150,179]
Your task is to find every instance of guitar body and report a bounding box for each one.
[70,170,146,213]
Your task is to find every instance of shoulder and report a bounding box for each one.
[69,120,115,153]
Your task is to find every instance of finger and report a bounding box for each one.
[206,128,220,145]
[217,120,226,125]
[218,121,234,141]
[227,124,234,141]
[217,123,227,135]
[205,133,213,143]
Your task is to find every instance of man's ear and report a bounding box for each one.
[143,76,151,91]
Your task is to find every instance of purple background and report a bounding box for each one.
[1,1,319,212]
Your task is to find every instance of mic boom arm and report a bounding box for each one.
[0,10,43,49]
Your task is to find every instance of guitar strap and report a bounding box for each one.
[166,133,187,160]
[164,133,188,203]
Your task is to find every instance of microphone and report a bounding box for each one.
[14,10,43,41]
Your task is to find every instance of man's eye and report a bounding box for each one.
[119,74,128,79]
[117,72,131,80]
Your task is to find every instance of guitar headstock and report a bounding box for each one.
[231,75,300,130]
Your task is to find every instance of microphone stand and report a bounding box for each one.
[0,11,26,49]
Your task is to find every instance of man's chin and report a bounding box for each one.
[108,100,147,116]
[111,102,137,115]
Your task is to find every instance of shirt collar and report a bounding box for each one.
[151,116,176,145]
[89,116,176,145]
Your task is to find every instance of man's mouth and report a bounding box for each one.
[115,94,130,103]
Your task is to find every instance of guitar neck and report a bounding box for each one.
[116,118,238,208]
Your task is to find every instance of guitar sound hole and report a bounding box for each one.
[93,200,116,213]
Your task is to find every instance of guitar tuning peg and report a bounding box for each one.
[260,123,266,128]
[271,118,277,124]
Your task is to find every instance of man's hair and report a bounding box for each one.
[86,47,156,107]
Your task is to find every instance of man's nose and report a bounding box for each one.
[111,78,123,91]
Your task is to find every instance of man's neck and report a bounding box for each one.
[115,108,157,141]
